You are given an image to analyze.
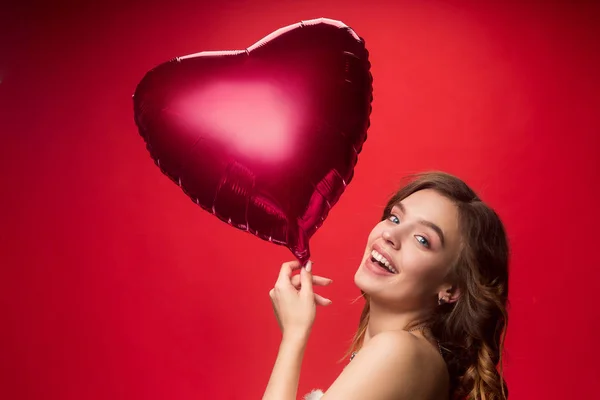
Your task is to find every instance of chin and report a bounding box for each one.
[353,259,371,292]
[354,258,404,304]
[353,266,362,289]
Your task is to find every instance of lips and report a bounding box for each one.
[372,243,397,272]
[363,243,398,275]
[365,256,394,276]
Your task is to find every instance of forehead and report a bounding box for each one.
[397,189,460,240]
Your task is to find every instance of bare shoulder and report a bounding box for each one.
[321,331,447,400]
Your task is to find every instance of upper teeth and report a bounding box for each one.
[371,249,397,273]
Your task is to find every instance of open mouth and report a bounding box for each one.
[370,249,397,274]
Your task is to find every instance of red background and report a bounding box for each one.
[1,1,599,399]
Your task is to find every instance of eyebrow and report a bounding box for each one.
[393,203,446,248]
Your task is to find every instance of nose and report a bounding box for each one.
[382,228,400,249]
[382,221,410,249]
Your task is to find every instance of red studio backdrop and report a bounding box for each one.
[1,1,599,399]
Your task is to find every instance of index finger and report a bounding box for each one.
[277,260,302,283]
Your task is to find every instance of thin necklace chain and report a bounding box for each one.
[349,324,443,361]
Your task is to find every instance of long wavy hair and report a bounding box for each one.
[345,171,510,400]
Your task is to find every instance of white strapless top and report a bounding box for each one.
[303,389,324,399]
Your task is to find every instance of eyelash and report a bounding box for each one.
[387,213,431,249]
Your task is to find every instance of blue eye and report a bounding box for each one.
[415,235,430,248]
[388,214,400,224]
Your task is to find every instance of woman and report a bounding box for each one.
[263,172,510,400]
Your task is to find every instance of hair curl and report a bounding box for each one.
[345,171,510,400]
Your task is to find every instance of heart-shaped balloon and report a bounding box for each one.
[133,18,373,263]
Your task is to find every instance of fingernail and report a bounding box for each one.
[306,260,312,272]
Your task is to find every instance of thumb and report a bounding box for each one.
[300,260,314,297]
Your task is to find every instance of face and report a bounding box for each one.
[354,189,462,308]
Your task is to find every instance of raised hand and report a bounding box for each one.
[269,260,332,340]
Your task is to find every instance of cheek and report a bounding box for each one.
[359,225,383,263]
[365,224,383,247]
[398,250,443,281]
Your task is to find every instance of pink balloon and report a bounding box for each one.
[133,18,373,263]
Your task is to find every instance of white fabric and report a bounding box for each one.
[303,389,324,399]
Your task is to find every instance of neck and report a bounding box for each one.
[363,298,432,347]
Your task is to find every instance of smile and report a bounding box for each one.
[370,249,398,274]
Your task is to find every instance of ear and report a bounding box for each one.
[438,286,461,304]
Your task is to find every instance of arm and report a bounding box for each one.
[262,261,333,400]
[262,334,308,400]
[320,331,443,400]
